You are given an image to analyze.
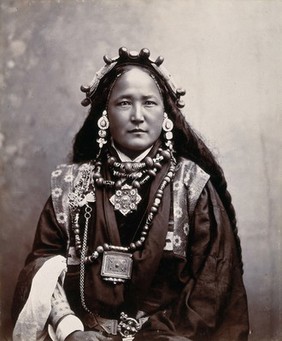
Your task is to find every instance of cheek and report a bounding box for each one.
[108,112,124,130]
[151,112,164,130]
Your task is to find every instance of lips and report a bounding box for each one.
[128,128,146,133]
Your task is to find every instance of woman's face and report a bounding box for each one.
[107,67,164,159]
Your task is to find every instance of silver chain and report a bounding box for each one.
[79,203,96,315]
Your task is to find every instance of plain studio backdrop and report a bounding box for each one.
[0,0,281,340]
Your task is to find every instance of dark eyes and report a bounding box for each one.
[144,100,157,106]
[118,100,131,107]
[117,100,157,107]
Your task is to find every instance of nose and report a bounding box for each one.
[131,103,144,123]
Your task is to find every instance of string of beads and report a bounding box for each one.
[83,158,176,264]
[93,147,171,190]
[70,146,176,263]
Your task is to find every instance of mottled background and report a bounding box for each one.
[0,0,281,340]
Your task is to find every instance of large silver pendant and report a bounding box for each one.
[101,251,133,284]
[109,184,141,216]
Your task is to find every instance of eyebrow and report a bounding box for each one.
[114,94,161,100]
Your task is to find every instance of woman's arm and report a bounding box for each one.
[174,181,249,340]
[26,196,68,263]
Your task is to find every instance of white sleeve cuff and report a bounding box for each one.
[56,314,84,341]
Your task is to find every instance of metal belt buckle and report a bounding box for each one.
[117,312,141,341]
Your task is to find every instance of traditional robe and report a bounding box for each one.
[12,157,249,341]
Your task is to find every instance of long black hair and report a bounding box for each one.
[72,62,243,272]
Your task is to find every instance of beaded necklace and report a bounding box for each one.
[69,143,176,276]
[68,145,176,315]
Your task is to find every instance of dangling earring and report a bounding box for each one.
[162,112,174,143]
[97,110,109,150]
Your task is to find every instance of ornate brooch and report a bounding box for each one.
[109,184,141,216]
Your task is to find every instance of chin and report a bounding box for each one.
[127,143,151,152]
[118,144,151,159]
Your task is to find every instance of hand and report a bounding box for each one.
[65,330,113,341]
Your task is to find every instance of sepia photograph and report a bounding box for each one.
[0,1,281,340]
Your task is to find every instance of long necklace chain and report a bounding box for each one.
[78,156,176,315]
[70,144,176,316]
[79,204,94,315]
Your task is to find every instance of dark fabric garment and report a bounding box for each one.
[70,144,172,318]
[12,174,249,340]
[136,182,249,341]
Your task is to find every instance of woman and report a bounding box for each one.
[12,47,249,341]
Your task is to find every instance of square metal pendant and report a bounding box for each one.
[101,251,133,281]
[109,184,141,216]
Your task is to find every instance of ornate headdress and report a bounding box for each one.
[80,47,186,108]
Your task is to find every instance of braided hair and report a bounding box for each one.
[72,63,243,272]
